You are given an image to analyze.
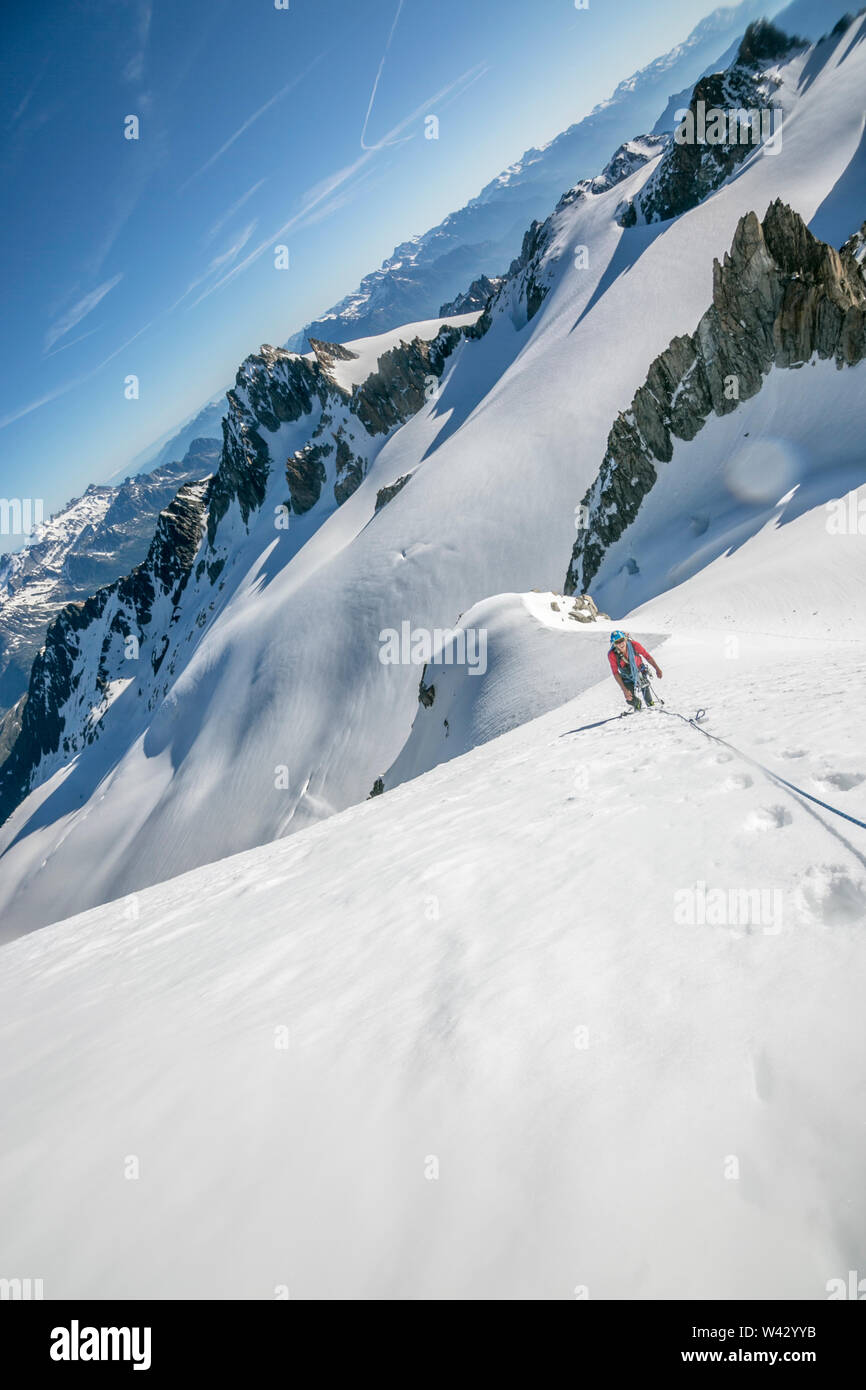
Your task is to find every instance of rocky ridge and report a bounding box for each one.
[0,319,480,825]
[615,21,806,227]
[566,201,866,594]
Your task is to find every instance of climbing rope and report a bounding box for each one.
[657,707,866,832]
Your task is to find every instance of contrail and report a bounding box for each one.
[360,0,412,151]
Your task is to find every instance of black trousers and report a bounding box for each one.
[622,675,653,705]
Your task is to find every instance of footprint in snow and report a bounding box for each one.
[795,864,866,927]
[745,805,792,832]
[723,773,753,791]
[780,748,808,759]
[818,771,866,792]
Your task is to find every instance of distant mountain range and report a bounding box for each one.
[127,0,791,481]
[0,439,220,725]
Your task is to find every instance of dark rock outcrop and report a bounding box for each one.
[286,442,330,514]
[0,694,25,764]
[352,326,463,434]
[566,202,866,594]
[506,221,552,322]
[374,475,412,512]
[557,136,667,214]
[616,23,805,227]
[418,671,436,708]
[439,274,505,316]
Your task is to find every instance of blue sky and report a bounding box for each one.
[0,0,758,545]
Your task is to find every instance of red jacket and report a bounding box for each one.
[609,639,650,680]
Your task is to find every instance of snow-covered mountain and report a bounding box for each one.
[285,1,787,353]
[127,1,816,481]
[2,12,865,946]
[0,312,481,848]
[1,583,864,1296]
[0,440,220,721]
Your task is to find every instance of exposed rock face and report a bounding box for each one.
[280,323,471,512]
[0,695,25,764]
[737,16,805,65]
[375,475,412,512]
[333,462,364,507]
[208,363,280,544]
[418,671,436,708]
[565,202,866,594]
[367,777,384,799]
[569,594,608,623]
[439,275,505,316]
[352,326,463,434]
[616,22,804,227]
[330,435,363,505]
[506,221,552,323]
[308,338,358,369]
[286,442,330,514]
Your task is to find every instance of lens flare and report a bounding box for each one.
[723,436,800,504]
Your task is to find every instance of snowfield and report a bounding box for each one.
[1,614,864,1299]
[305,312,483,392]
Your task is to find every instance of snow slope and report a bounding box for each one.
[2,17,866,936]
[1,609,864,1298]
[587,360,866,630]
[283,0,791,351]
[308,313,481,392]
[382,591,661,790]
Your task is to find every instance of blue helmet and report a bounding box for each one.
[610,629,626,644]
